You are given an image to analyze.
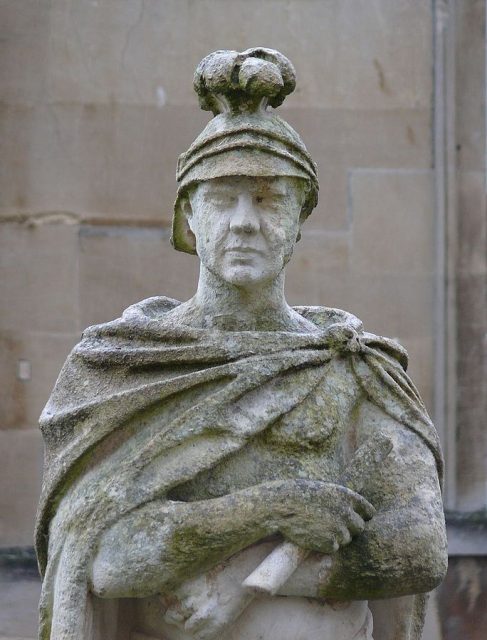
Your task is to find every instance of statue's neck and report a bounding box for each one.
[192,266,291,331]
[169,266,319,333]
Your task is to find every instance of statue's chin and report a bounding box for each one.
[225,272,276,292]
[219,267,273,288]
[217,257,285,289]
[224,273,264,288]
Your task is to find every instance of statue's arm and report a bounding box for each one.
[90,477,364,598]
[313,399,447,600]
[90,482,280,598]
[90,472,373,600]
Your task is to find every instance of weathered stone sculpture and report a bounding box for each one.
[36,48,447,640]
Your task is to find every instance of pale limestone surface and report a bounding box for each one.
[35,49,447,640]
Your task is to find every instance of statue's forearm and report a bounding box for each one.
[318,506,448,600]
[90,485,278,598]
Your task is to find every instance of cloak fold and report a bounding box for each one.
[35,297,442,640]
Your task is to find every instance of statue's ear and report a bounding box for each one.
[182,197,194,224]
[171,195,197,255]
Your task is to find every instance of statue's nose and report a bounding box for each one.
[229,195,260,234]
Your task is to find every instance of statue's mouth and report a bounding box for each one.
[226,247,262,254]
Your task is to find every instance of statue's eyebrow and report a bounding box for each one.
[203,185,236,195]
[262,187,287,196]
[253,180,289,194]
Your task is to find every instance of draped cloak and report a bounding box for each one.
[35,296,443,640]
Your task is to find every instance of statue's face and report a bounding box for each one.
[185,176,305,288]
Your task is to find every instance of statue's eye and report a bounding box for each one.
[255,194,283,209]
[207,193,234,206]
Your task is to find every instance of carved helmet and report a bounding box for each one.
[171,48,319,254]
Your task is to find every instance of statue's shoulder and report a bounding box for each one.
[120,295,181,321]
[294,305,363,332]
[81,296,182,339]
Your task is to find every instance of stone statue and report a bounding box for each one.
[36,48,447,640]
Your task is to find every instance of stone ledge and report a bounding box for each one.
[0,547,39,579]
[445,511,487,556]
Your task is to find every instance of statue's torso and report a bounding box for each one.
[132,355,371,640]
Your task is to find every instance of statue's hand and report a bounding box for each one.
[272,480,375,554]
[161,560,254,640]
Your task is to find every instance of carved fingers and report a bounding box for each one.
[272,481,375,554]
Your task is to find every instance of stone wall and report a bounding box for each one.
[0,1,485,638]
[435,2,487,637]
[454,0,487,512]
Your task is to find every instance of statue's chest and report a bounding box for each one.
[264,357,359,451]
[177,358,362,499]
